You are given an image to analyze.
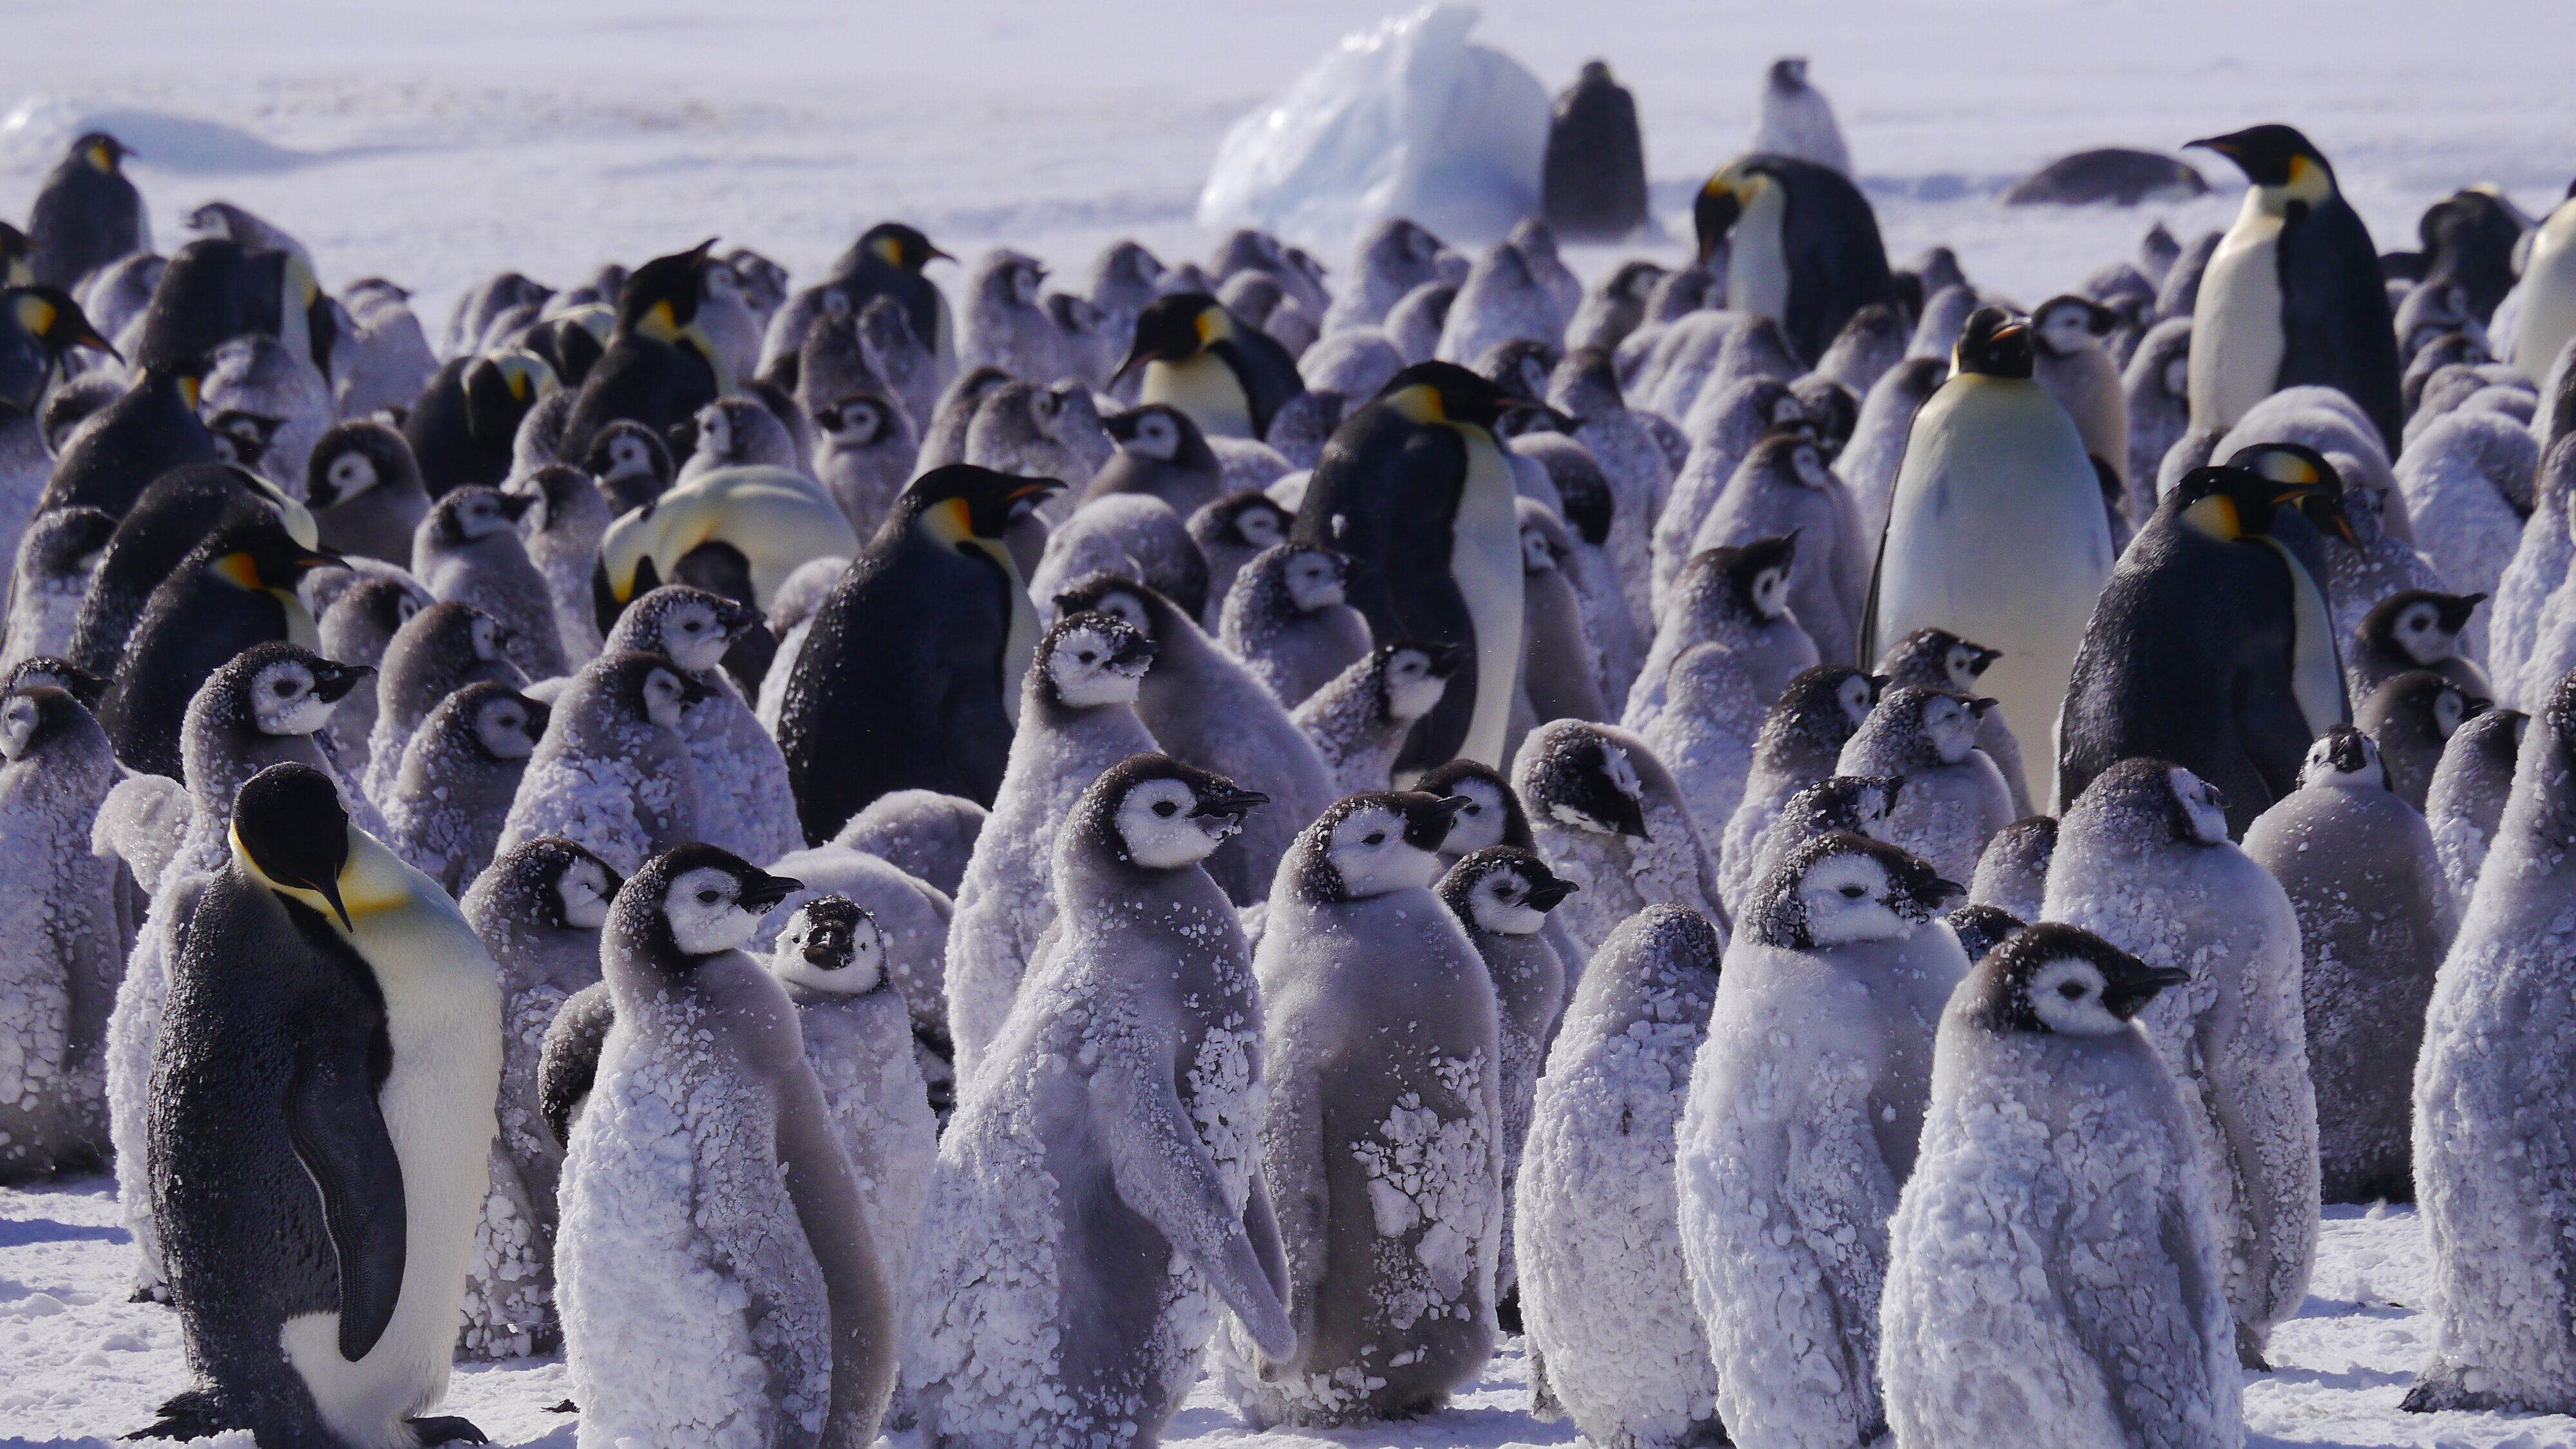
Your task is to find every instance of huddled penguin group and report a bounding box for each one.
[5,48,2576,1449]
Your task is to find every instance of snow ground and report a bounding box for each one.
[4,1179,2571,1447]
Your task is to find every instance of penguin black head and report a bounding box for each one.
[489,837,621,933]
[445,680,548,762]
[2360,670,2485,748]
[2361,590,2483,668]
[2300,724,2383,790]
[507,464,601,536]
[1369,641,1464,726]
[2188,124,2334,197]
[1475,337,1561,405]
[305,419,421,510]
[1763,665,1884,759]
[858,223,951,274]
[1104,402,1211,465]
[1075,753,1267,873]
[200,519,339,597]
[1981,814,2058,884]
[614,841,802,968]
[0,685,97,761]
[462,351,558,450]
[1945,903,2023,966]
[1112,292,1234,384]
[1522,724,1651,840]
[2224,441,2358,544]
[1437,844,1576,938]
[1257,544,1350,616]
[1298,790,1473,902]
[1691,535,1799,623]
[207,641,371,741]
[1877,627,2003,695]
[232,762,354,929]
[1952,307,2035,379]
[2072,757,2231,849]
[70,131,134,174]
[617,240,717,343]
[593,650,711,732]
[1966,922,2186,1036]
[2,286,118,412]
[7,656,106,710]
[2031,295,2116,359]
[1053,572,1181,645]
[207,410,283,469]
[425,486,534,547]
[1745,830,1962,951]
[585,419,674,509]
[609,585,764,676]
[1549,345,1627,419]
[1775,773,1905,849]
[1694,156,1783,265]
[1376,359,1543,433]
[1546,454,1615,547]
[1746,428,1836,492]
[1788,375,1859,458]
[1414,759,1533,855]
[903,463,1064,542]
[2169,460,2340,545]
[768,894,887,996]
[1857,686,1993,770]
[1200,491,1291,552]
[1037,610,1157,709]
[328,574,426,643]
[813,393,902,451]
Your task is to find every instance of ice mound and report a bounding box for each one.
[2,96,330,174]
[1195,3,1549,248]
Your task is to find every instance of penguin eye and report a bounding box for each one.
[697,889,721,905]
[1839,884,1867,899]
[2057,981,2088,1001]
[1152,800,1178,818]
[1363,831,1386,846]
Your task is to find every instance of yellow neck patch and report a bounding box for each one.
[2183,493,2243,541]
[1384,383,1447,425]
[210,551,262,590]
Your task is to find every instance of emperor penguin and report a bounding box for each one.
[2186,125,2404,453]
[1216,790,1497,1426]
[905,757,1292,1448]
[1188,491,1294,630]
[1967,813,2056,922]
[1513,718,1727,956]
[2243,725,2455,1203]
[1086,402,1227,520]
[1837,685,2016,886]
[1623,536,1817,737]
[811,391,917,538]
[2351,589,2490,699]
[557,842,895,1448]
[1113,292,1305,441]
[1877,625,2032,815]
[1640,640,1779,847]
[1738,772,1903,895]
[777,466,1061,838]
[2043,757,2318,1367]
[2424,705,2524,906]
[676,394,802,484]
[1294,640,1460,796]
[362,603,527,808]
[1750,58,1852,176]
[942,609,1158,1083]
[958,249,1065,383]
[1515,904,1727,1448]
[591,464,859,654]
[1295,361,1535,771]
[2030,292,2131,495]
[495,650,708,876]
[1879,923,2236,1448]
[1718,665,1883,911]
[2058,453,2355,833]
[1868,308,2115,808]
[1541,61,1651,241]
[2125,317,2196,518]
[2511,184,2576,379]
[1,510,114,678]
[1217,543,1373,708]
[1027,492,1211,623]
[1323,219,1449,335]
[27,132,147,289]
[2356,668,2481,811]
[819,222,955,386]
[1679,829,1969,1448]
[382,681,547,896]
[1694,154,1893,365]
[1692,429,1868,668]
[2407,670,2576,1415]
[66,460,315,681]
[1,285,118,556]
[831,789,986,898]
[413,486,566,680]
[506,462,615,665]
[405,350,557,498]
[306,419,430,569]
[36,355,219,518]
[138,764,502,1448]
[600,584,800,865]
[0,685,123,1180]
[557,241,730,464]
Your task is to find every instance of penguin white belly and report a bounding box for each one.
[1454,430,1528,769]
[2514,202,2576,377]
[1873,377,2113,807]
[282,849,503,1449]
[1725,184,1790,327]
[2190,202,2287,434]
[2253,536,2349,735]
[1144,355,1253,439]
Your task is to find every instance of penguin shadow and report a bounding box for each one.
[0,1176,126,1250]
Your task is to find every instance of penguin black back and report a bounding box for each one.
[823,222,951,361]
[100,520,336,777]
[65,462,305,675]
[37,359,220,518]
[558,242,723,464]
[133,238,332,379]
[27,133,145,290]
[1542,61,1649,241]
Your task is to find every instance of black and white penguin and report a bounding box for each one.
[1188,490,1294,629]
[26,133,146,290]
[1113,292,1304,441]
[381,681,547,895]
[811,390,917,538]
[495,650,706,876]
[777,465,1060,837]
[64,460,314,677]
[1217,542,1372,708]
[2511,184,2576,379]
[414,486,565,679]
[404,349,557,497]
[305,418,429,568]
[1296,361,1533,770]
[2186,124,2405,453]
[1541,61,1649,241]
[0,283,118,565]
[1296,640,1463,796]
[361,601,527,806]
[556,242,727,465]
[820,221,956,379]
[2352,589,2489,699]
[129,238,334,389]
[138,762,501,1447]
[590,464,859,670]
[1694,153,1892,365]
[1086,402,1226,519]
[36,356,218,518]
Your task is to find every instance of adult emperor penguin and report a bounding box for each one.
[1679,829,1969,1449]
[1694,153,1893,365]
[2409,671,2576,1416]
[591,464,859,667]
[27,132,147,290]
[2058,453,2353,833]
[2511,184,2576,379]
[1541,61,1650,241]
[1,283,118,565]
[558,842,895,1449]
[306,419,430,568]
[1112,291,1305,441]
[777,465,1061,838]
[2187,124,2405,453]
[1217,790,1496,1427]
[0,685,122,1181]
[1879,923,2235,1448]
[1295,361,1532,770]
[2043,757,2317,1367]
[1515,904,1727,1448]
[67,459,316,678]
[904,757,1291,1448]
[37,355,218,518]
[403,349,556,497]
[1868,307,2114,808]
[2243,725,2454,1203]
[138,763,502,1448]
[821,221,956,379]
[556,242,728,465]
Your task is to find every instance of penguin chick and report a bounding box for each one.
[1739,772,1905,898]
[0,685,122,1181]
[1968,814,2057,923]
[495,651,708,875]
[1880,923,2233,1446]
[1624,536,1817,737]
[812,391,918,538]
[505,462,614,666]
[383,682,548,896]
[1,506,115,674]
[2123,317,2195,523]
[2353,591,2489,699]
[1187,490,1293,631]
[1718,665,1884,913]
[959,249,1064,383]
[1691,429,1867,667]
[2358,669,2485,811]
[1641,639,1779,849]
[676,395,800,486]
[305,419,430,568]
[1025,493,1211,626]
[1514,500,1609,740]
[2425,706,2524,908]
[2031,292,2130,492]
[361,601,526,808]
[831,790,986,898]
[1680,829,1968,1448]
[1837,685,2016,886]
[1086,402,1226,520]
[581,419,672,515]
[600,583,799,866]
[2244,726,2455,1204]
[1876,627,2032,817]
[1513,718,1727,956]
[962,379,1112,512]
[413,486,567,679]
[1752,57,1852,175]
[1294,641,1462,795]
[1218,543,1372,707]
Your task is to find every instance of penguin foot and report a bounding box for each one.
[2235,1321,2271,1372]
[1494,1286,1524,1334]
[124,1387,223,1441]
[2400,1366,2503,1414]
[408,1415,489,1445]
[546,1400,579,1414]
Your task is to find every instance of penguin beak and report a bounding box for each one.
[1408,793,1475,849]
[1602,791,1651,840]
[739,871,801,913]
[1425,642,1470,677]
[314,876,354,931]
[2104,963,2193,1020]
[523,698,553,738]
[495,491,535,522]
[1967,697,1999,718]
[1526,876,1578,911]
[1188,786,1269,820]
[1989,319,2029,345]
[1924,876,1969,907]
[1107,339,1165,388]
[1110,630,1159,668]
[311,663,371,703]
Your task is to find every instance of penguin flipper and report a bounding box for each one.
[538,981,616,1149]
[285,1033,407,1362]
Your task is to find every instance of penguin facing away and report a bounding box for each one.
[2424,705,2524,908]
[1542,61,1650,241]
[27,132,148,289]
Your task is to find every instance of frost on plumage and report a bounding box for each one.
[1515,905,1725,1448]
[1640,640,1770,846]
[1513,719,1727,959]
[0,687,122,1182]
[602,586,805,866]
[2393,410,2535,659]
[1718,666,1879,914]
[2485,435,2576,707]
[2425,706,2526,908]
[496,650,705,876]
[1649,382,1806,615]
[1836,685,2015,887]
[1294,642,1455,797]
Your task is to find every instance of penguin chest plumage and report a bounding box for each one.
[2190,196,2289,433]
[2251,536,2348,737]
[1144,354,1253,439]
[1726,182,1791,326]
[1452,428,1526,770]
[2515,201,2576,377]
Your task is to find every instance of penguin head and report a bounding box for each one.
[73,131,133,174]
[2362,670,2485,747]
[618,842,802,965]
[2363,590,2481,667]
[1113,292,1232,383]
[2171,457,2345,545]
[905,463,1064,543]
[586,420,674,498]
[427,486,535,547]
[550,847,621,930]
[1777,774,1906,848]
[1700,535,1799,623]
[768,895,886,996]
[1414,759,1532,855]
[1377,359,1538,435]
[455,681,547,763]
[1269,545,1348,612]
[1694,157,1781,265]
[1767,57,1810,91]
[2299,724,2386,791]
[305,419,420,510]
[977,251,1046,310]
[1877,627,2001,695]
[488,837,620,932]
[2030,295,2116,359]
[1052,573,1166,641]
[1083,753,1267,871]
[1945,903,2024,966]
[201,521,339,597]
[1376,641,1464,724]
[1750,831,1962,950]
[1437,844,1575,937]
[462,608,507,664]
[1305,791,1472,900]
[859,223,951,274]
[2226,442,2358,544]
[1748,428,1835,492]
[1098,238,1165,292]
[1952,308,2035,379]
[1,286,118,412]
[1039,611,1157,709]
[1206,491,1289,552]
[1476,337,1560,409]
[6,656,106,710]
[2189,124,2335,204]
[231,762,356,929]
[618,240,717,343]
[1764,665,1884,760]
[585,650,708,732]
[1866,686,1991,768]
[1524,724,1651,840]
[0,685,94,762]
[2076,758,2233,848]
[207,410,282,469]
[1969,922,2186,1037]
[1983,813,2059,884]
[814,393,900,450]
[1106,403,1204,464]
[220,643,369,738]
[462,350,560,445]
[509,464,603,536]
[612,585,762,675]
